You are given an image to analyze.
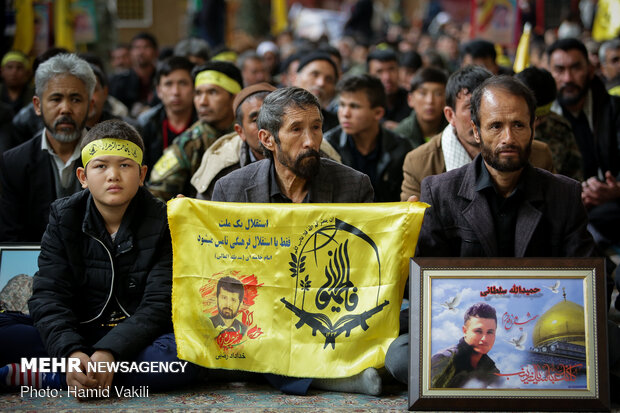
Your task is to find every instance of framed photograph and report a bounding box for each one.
[409,257,609,411]
[0,244,40,292]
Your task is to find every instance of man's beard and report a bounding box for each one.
[557,79,589,107]
[276,145,321,180]
[219,305,237,320]
[44,115,85,143]
[480,139,532,172]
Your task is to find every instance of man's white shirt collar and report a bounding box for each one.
[441,125,473,172]
[40,128,84,188]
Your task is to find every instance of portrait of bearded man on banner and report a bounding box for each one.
[210,276,248,337]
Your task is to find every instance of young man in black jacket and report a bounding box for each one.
[0,120,197,396]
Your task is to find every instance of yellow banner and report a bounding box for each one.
[13,0,34,54]
[169,199,427,378]
[54,0,75,51]
[271,0,288,36]
[513,22,531,74]
[592,0,620,42]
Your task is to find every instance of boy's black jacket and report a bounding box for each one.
[29,186,173,360]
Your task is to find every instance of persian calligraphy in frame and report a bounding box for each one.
[408,257,610,411]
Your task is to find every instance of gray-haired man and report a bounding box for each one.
[0,53,95,241]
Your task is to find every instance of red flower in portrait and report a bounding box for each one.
[240,274,263,306]
[247,326,264,339]
[241,309,254,326]
[216,330,243,350]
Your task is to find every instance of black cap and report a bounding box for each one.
[296,51,339,80]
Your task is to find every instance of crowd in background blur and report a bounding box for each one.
[1,0,620,247]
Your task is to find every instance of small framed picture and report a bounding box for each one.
[409,257,609,411]
[0,244,40,291]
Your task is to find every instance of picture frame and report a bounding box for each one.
[0,244,41,292]
[408,257,609,411]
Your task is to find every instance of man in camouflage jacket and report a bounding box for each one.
[147,61,242,200]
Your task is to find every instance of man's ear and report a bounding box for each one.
[407,92,414,109]
[139,165,148,186]
[33,95,41,116]
[76,167,88,189]
[471,120,481,144]
[373,106,385,122]
[234,124,245,142]
[258,129,274,151]
[587,60,596,80]
[444,106,454,125]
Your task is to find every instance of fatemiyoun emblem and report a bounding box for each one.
[281,217,388,349]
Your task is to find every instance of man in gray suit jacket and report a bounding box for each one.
[212,87,373,204]
[385,75,599,384]
[212,87,380,396]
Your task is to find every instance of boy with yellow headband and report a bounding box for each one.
[0,119,198,396]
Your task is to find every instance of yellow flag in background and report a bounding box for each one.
[169,199,427,378]
[513,22,531,74]
[592,0,620,42]
[54,0,75,51]
[271,0,287,36]
[13,0,34,54]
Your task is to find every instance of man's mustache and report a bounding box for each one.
[559,82,582,93]
[53,116,77,128]
[495,144,520,153]
[297,149,320,161]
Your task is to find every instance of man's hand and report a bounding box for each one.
[383,120,399,131]
[89,350,115,392]
[407,195,419,203]
[66,351,97,395]
[582,171,620,207]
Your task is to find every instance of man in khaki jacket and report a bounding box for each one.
[400,66,554,200]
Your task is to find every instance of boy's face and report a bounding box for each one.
[337,91,383,138]
[462,316,496,355]
[157,69,194,116]
[77,155,147,211]
[409,82,446,124]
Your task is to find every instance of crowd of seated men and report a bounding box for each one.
[0,7,619,400]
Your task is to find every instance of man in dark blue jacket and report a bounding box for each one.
[0,53,94,242]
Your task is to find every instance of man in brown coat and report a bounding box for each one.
[400,66,554,200]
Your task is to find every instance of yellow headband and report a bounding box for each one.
[535,102,552,117]
[82,138,143,167]
[212,51,237,62]
[2,51,29,68]
[195,70,241,94]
